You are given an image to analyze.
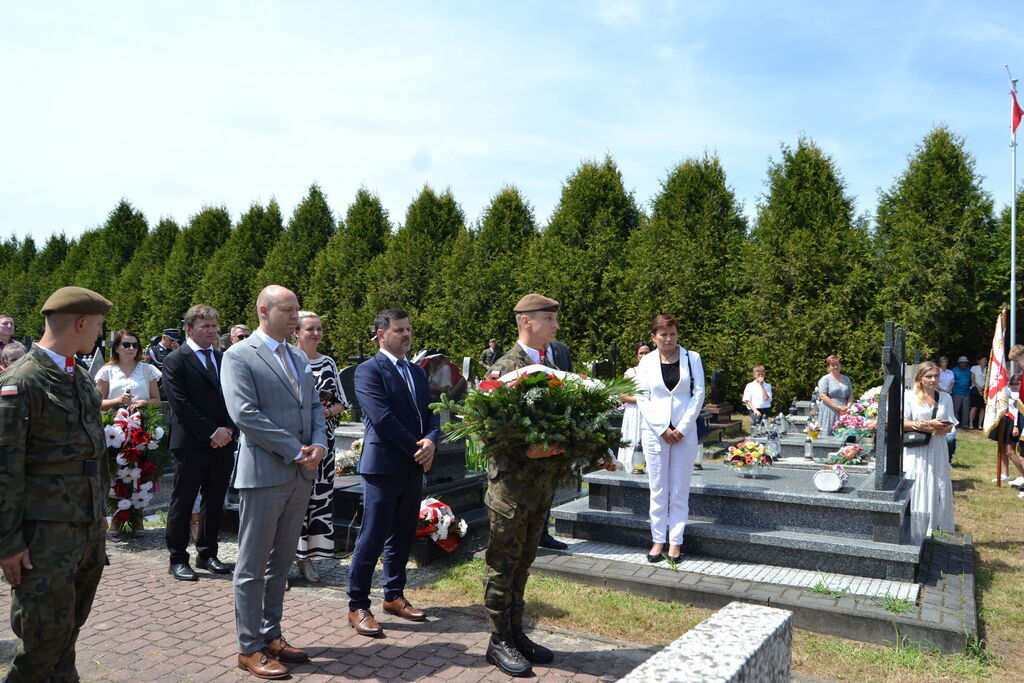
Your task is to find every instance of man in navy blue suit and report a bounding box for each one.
[347,308,441,637]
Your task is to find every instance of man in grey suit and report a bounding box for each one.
[221,285,327,680]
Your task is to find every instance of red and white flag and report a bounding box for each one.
[1013,90,1024,135]
[983,308,1010,436]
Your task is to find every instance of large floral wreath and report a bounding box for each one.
[102,404,166,537]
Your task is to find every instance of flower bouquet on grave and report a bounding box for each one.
[101,404,167,538]
[816,443,867,466]
[832,413,876,442]
[726,439,773,477]
[334,439,362,477]
[415,498,468,552]
[431,364,634,483]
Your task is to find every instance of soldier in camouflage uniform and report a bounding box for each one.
[0,286,112,683]
[481,293,576,676]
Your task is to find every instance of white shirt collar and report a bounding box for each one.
[36,344,71,373]
[378,348,406,366]
[254,328,288,354]
[186,337,214,353]
[517,340,549,365]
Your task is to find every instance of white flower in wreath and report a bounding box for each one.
[117,467,134,483]
[108,486,118,498]
[115,453,129,466]
[433,515,453,541]
[138,481,153,492]
[154,426,165,440]
[116,498,132,511]
[146,440,160,450]
[456,518,468,537]
[104,425,126,448]
[127,466,142,482]
[131,492,151,509]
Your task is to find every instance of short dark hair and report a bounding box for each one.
[650,314,678,335]
[183,304,219,329]
[373,308,409,336]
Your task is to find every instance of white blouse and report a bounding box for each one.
[96,362,161,400]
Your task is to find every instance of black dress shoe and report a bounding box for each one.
[646,553,664,563]
[169,563,198,581]
[197,557,234,574]
[539,533,568,550]
[513,630,554,664]
[486,634,532,676]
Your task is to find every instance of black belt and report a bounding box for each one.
[26,460,99,476]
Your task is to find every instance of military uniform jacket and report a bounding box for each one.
[0,346,107,558]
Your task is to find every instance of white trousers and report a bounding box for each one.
[643,427,697,545]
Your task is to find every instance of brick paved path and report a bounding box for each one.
[0,530,654,682]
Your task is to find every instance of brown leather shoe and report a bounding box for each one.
[264,635,308,664]
[383,596,426,621]
[348,608,384,636]
[237,650,288,679]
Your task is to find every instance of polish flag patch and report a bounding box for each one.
[1,385,18,397]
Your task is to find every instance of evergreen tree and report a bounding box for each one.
[421,186,538,362]
[306,189,391,359]
[74,200,149,295]
[256,184,335,297]
[875,126,996,357]
[618,154,747,368]
[364,186,464,319]
[153,208,231,330]
[2,234,69,338]
[109,218,181,334]
[197,200,284,330]
[734,137,876,404]
[975,186,1023,343]
[519,156,641,358]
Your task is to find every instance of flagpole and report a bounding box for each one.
[1007,65,1019,358]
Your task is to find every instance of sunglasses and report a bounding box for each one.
[234,334,249,340]
[120,341,140,349]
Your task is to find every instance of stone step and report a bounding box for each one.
[552,499,921,581]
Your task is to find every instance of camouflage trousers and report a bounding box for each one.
[6,520,105,683]
[482,470,556,634]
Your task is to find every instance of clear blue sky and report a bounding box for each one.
[1,1,1020,243]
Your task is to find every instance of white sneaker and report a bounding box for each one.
[992,475,1011,483]
[1018,491,1024,498]
[1009,477,1024,488]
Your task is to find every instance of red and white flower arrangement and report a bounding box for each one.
[415,498,468,553]
[102,405,166,537]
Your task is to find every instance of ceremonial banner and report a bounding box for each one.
[1013,90,1023,134]
[983,308,1009,436]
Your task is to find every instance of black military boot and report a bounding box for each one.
[510,601,554,664]
[486,633,532,676]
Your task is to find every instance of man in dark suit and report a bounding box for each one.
[222,285,327,679]
[162,304,237,581]
[347,308,441,637]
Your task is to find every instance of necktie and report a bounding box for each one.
[276,345,301,397]
[398,359,423,432]
[539,348,547,366]
[199,349,219,385]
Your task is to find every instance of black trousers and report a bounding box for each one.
[165,446,235,565]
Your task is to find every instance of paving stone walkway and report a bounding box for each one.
[0,528,655,682]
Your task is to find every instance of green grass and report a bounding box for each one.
[811,580,848,599]
[877,594,914,615]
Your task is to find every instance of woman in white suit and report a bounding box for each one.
[634,314,705,563]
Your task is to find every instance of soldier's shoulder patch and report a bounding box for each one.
[1,385,18,397]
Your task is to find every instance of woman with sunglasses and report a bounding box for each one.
[95,329,162,411]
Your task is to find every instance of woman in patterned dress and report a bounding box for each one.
[294,311,348,582]
[816,355,852,436]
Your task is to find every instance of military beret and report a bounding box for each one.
[40,286,113,315]
[162,329,181,341]
[514,293,560,314]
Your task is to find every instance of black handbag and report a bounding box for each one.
[903,393,939,447]
[686,350,710,442]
